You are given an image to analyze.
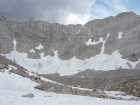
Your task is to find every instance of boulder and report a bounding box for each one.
[47,87,55,92]
[22,93,34,98]
[100,90,106,96]
[90,91,101,97]
[35,82,53,90]
[36,78,42,84]
[30,77,37,82]
[0,63,8,69]
[10,69,21,74]
[20,70,30,77]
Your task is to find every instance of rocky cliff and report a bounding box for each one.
[0,11,140,75]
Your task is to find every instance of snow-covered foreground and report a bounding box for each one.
[0,71,140,105]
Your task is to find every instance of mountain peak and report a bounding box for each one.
[116,11,138,18]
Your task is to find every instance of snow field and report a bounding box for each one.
[0,71,140,105]
[1,35,140,76]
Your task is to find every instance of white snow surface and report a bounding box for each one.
[29,49,35,53]
[1,35,140,76]
[0,71,140,105]
[118,32,123,39]
[86,37,103,46]
[105,91,139,100]
[36,44,44,50]
[8,65,17,70]
[3,49,140,76]
[76,29,81,34]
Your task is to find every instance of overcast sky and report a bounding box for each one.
[0,0,139,25]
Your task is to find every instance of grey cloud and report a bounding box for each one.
[0,0,95,24]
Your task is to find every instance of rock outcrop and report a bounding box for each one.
[107,78,140,98]
[0,63,8,69]
[35,82,109,98]
[10,68,45,84]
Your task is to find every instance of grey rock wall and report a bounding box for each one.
[0,12,140,67]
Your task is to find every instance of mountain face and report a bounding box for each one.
[0,12,140,75]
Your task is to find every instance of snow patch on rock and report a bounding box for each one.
[118,32,123,39]
[29,49,35,53]
[100,33,109,54]
[77,29,81,34]
[36,44,44,50]
[86,38,103,46]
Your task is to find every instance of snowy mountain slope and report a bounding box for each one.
[0,12,140,75]
[1,34,139,76]
[0,70,140,105]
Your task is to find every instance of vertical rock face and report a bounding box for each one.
[0,12,140,75]
[0,17,15,54]
[85,12,140,56]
